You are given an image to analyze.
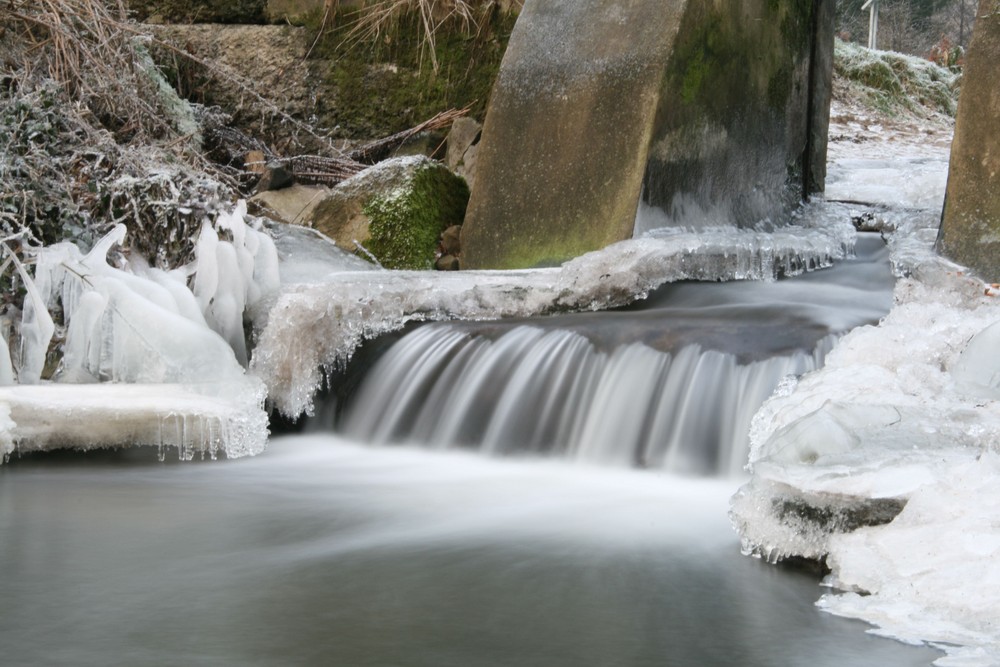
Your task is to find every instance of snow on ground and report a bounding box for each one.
[734,97,1000,666]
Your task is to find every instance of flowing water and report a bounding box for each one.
[0,235,944,665]
[0,439,942,667]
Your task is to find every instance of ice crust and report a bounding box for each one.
[1,203,275,461]
[733,147,1000,664]
[251,217,855,418]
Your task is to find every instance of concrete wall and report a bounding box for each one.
[938,0,1000,282]
[461,0,835,269]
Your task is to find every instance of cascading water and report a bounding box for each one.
[340,325,829,475]
[329,234,894,477]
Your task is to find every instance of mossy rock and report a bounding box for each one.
[311,157,469,270]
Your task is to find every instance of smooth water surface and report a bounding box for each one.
[0,436,942,666]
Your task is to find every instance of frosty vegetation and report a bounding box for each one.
[834,38,961,118]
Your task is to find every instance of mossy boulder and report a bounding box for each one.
[310,157,469,270]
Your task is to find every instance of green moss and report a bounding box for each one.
[680,49,709,105]
[667,1,809,118]
[362,165,469,270]
[310,7,517,137]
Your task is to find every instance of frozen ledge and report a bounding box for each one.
[251,221,854,418]
[0,380,269,463]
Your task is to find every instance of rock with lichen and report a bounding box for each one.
[263,156,469,270]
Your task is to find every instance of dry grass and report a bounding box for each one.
[342,0,515,73]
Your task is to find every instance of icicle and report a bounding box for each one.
[192,220,220,312]
[0,329,14,385]
[7,246,55,384]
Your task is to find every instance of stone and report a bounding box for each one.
[445,117,482,172]
[309,156,470,270]
[461,0,836,269]
[937,0,1000,282]
[435,254,460,271]
[440,225,462,257]
[249,183,332,227]
[255,161,294,192]
[458,143,479,192]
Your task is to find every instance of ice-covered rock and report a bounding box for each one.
[732,203,1000,665]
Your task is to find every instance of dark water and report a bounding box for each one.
[0,438,941,666]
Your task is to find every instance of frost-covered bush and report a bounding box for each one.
[834,38,959,117]
[0,0,240,262]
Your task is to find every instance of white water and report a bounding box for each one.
[341,324,828,476]
[251,218,855,419]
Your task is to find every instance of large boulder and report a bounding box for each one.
[252,157,469,270]
[937,0,1000,282]
[461,0,836,269]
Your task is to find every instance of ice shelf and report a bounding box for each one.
[0,380,268,462]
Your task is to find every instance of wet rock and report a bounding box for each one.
[439,225,462,257]
[435,254,460,271]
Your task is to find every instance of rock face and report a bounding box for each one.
[445,117,482,191]
[938,0,1000,282]
[461,0,836,269]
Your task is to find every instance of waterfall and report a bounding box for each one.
[323,233,892,477]
[339,323,833,477]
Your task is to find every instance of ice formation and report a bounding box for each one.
[252,216,856,418]
[0,203,277,461]
[733,141,1000,664]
